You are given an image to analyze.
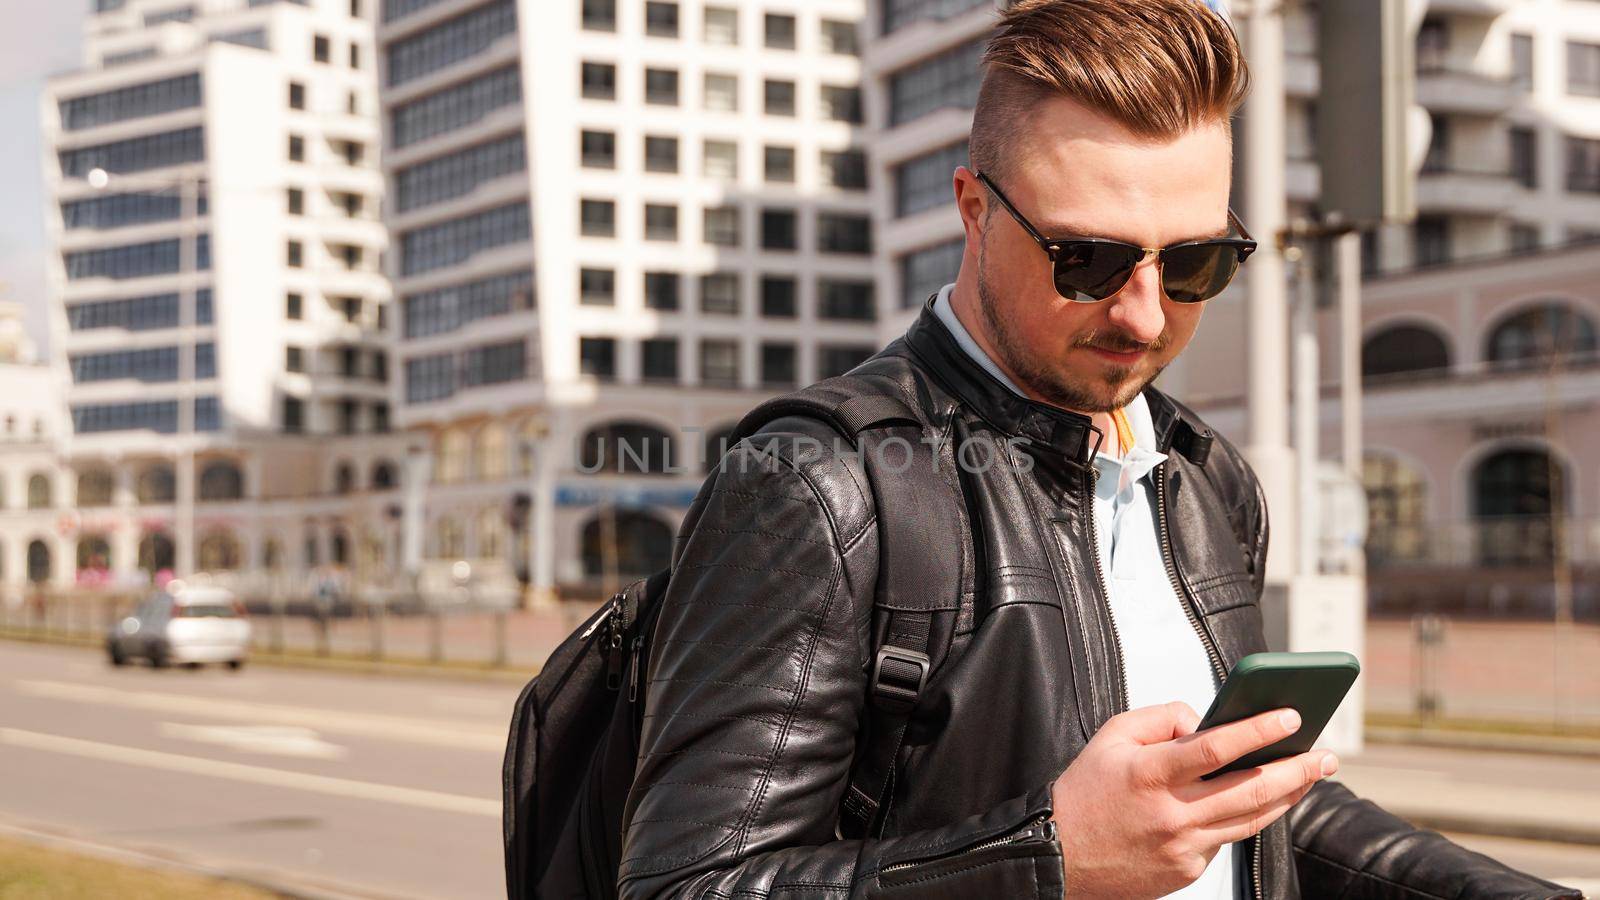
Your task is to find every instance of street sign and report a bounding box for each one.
[1316,0,1421,224]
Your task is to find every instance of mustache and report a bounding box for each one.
[1071,330,1171,354]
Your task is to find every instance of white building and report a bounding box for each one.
[28,0,408,593]
[376,0,876,595]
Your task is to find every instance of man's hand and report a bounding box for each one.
[1050,701,1338,899]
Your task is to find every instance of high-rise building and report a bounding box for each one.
[376,0,874,593]
[37,0,405,588]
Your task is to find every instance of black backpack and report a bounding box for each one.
[503,375,970,899]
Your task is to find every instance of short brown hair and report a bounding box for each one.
[970,0,1249,186]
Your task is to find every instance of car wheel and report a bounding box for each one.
[149,643,170,668]
[107,643,127,667]
[226,659,244,672]
[183,662,203,671]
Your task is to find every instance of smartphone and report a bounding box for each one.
[1195,651,1360,779]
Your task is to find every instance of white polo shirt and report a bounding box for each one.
[933,283,1237,900]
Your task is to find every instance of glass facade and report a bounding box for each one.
[899,238,963,308]
[881,0,990,35]
[391,65,521,148]
[889,40,983,127]
[61,191,182,230]
[386,0,516,87]
[59,127,204,177]
[394,132,525,211]
[64,238,179,281]
[70,346,180,383]
[72,400,179,434]
[896,141,967,217]
[59,73,200,131]
[399,201,530,275]
[67,292,180,331]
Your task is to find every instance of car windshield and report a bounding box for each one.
[176,603,235,618]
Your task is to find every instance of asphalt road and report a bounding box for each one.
[1,640,1596,899]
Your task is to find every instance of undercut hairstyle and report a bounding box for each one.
[970,0,1250,191]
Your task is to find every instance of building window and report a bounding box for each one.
[704,72,738,112]
[69,346,180,383]
[760,275,796,317]
[580,267,615,305]
[405,354,455,403]
[644,271,680,310]
[286,346,306,373]
[282,396,305,433]
[700,272,739,315]
[818,344,873,379]
[881,0,988,35]
[1511,33,1534,90]
[641,337,679,382]
[1412,216,1449,267]
[820,18,858,55]
[764,13,796,49]
[764,79,796,116]
[1363,454,1427,566]
[645,135,679,173]
[822,149,868,190]
[897,141,966,217]
[1473,449,1564,567]
[313,34,331,62]
[1509,223,1541,252]
[581,198,615,237]
[59,72,201,131]
[289,81,306,109]
[1361,325,1449,381]
[819,279,876,321]
[579,510,673,577]
[889,39,982,126]
[703,205,740,246]
[385,0,517,86]
[288,134,305,162]
[1485,302,1598,369]
[350,42,361,68]
[402,270,534,337]
[1567,135,1600,193]
[645,1,678,37]
[761,208,798,250]
[760,342,796,387]
[764,144,796,183]
[59,126,204,178]
[399,202,531,275]
[286,292,303,319]
[67,292,178,331]
[579,336,617,380]
[1567,41,1600,97]
[820,85,862,123]
[581,129,616,168]
[195,288,213,324]
[645,68,679,105]
[1509,127,1537,189]
[700,339,740,387]
[703,139,738,179]
[818,213,872,254]
[287,187,304,215]
[194,342,216,379]
[900,238,963,309]
[704,6,737,43]
[582,61,616,99]
[462,340,526,387]
[286,240,304,268]
[645,203,679,241]
[390,65,521,147]
[582,0,615,31]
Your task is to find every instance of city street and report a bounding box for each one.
[1,640,1598,898]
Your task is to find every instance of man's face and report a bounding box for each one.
[960,97,1234,413]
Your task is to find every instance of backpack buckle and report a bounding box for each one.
[870,646,930,715]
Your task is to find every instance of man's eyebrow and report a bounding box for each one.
[1035,220,1234,245]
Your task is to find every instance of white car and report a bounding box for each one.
[107,586,251,669]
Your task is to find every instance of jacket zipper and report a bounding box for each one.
[1153,464,1262,900]
[878,815,1057,874]
[1081,468,1131,715]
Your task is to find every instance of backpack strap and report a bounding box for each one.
[731,377,966,840]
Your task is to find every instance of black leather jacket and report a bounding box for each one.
[619,300,1580,899]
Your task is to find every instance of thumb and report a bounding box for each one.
[1101,701,1200,747]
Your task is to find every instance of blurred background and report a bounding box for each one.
[0,0,1596,897]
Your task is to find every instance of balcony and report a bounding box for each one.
[1416,165,1516,214]
[1367,517,1600,572]
[1423,0,1515,17]
[1416,67,1516,116]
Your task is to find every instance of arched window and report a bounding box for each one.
[581,509,674,580]
[138,531,175,575]
[198,529,242,571]
[371,459,398,490]
[76,534,112,573]
[262,537,283,570]
[579,421,676,475]
[1472,447,1564,567]
[26,539,51,584]
[435,516,464,559]
[1362,325,1451,381]
[77,469,115,507]
[1363,454,1427,566]
[476,423,509,480]
[436,428,469,484]
[334,462,356,495]
[331,528,350,566]
[27,473,51,509]
[136,464,175,504]
[1485,303,1598,370]
[198,460,244,501]
[478,507,505,560]
[702,422,738,473]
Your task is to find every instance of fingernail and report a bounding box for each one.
[1278,709,1301,732]
[1320,753,1339,777]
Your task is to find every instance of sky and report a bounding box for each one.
[0,0,86,362]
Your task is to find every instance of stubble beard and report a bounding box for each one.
[976,241,1166,414]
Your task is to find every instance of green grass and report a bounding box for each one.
[0,836,277,900]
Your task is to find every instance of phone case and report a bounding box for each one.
[1196,651,1361,779]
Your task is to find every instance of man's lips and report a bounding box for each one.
[1086,346,1148,365]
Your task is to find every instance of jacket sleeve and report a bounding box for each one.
[1289,781,1583,898]
[618,424,1063,900]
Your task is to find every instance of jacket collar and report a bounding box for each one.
[902,293,1213,467]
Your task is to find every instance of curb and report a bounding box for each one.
[1381,809,1600,848]
[1366,725,1600,759]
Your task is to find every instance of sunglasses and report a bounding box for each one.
[975,171,1256,304]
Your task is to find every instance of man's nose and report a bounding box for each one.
[1105,257,1167,344]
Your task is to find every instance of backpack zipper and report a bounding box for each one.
[878,815,1056,875]
[1153,464,1262,900]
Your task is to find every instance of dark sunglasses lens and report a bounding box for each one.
[1052,242,1141,302]
[1161,243,1241,303]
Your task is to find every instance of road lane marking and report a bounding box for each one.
[0,728,498,818]
[12,679,504,751]
[159,723,348,760]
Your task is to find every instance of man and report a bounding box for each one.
[617,1,1582,897]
